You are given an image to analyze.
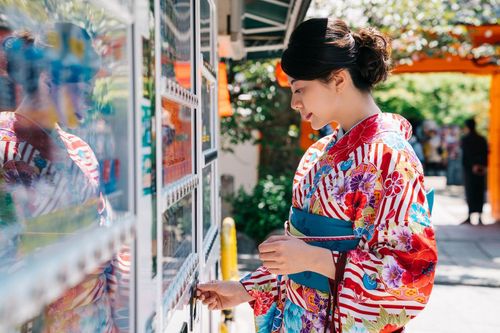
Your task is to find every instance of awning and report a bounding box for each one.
[242,0,312,59]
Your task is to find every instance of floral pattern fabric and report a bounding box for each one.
[240,113,438,333]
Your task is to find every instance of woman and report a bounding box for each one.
[0,23,128,332]
[197,18,437,333]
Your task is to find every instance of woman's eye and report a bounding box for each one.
[293,88,302,94]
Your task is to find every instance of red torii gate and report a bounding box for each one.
[391,57,500,222]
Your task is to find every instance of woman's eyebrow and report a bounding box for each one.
[290,79,298,85]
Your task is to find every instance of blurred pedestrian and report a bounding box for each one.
[424,128,442,175]
[460,118,488,225]
[446,125,462,185]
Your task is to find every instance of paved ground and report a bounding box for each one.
[405,285,500,332]
[231,176,500,332]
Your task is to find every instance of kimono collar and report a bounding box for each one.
[327,112,413,164]
[375,112,412,140]
[334,112,412,144]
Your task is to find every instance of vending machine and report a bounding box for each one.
[0,0,221,332]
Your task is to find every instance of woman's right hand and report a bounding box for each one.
[196,280,253,310]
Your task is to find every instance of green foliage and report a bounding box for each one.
[221,60,302,177]
[374,73,490,131]
[221,61,301,242]
[308,0,500,65]
[221,60,284,147]
[230,174,293,243]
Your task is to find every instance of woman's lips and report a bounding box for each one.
[305,112,313,121]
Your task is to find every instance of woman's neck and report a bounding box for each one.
[15,97,58,130]
[339,92,381,132]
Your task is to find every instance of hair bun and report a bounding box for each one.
[2,33,46,94]
[352,27,391,86]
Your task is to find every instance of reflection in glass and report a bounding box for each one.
[202,164,213,238]
[201,76,212,151]
[161,98,192,185]
[160,0,192,90]
[162,193,193,292]
[17,245,131,333]
[141,29,158,277]
[200,0,212,66]
[0,1,132,331]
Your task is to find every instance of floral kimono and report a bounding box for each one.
[0,111,129,332]
[240,113,438,333]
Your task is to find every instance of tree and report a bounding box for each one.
[221,59,302,177]
[307,0,500,65]
[374,73,490,133]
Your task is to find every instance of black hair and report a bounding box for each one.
[281,18,392,92]
[3,31,46,95]
[464,118,476,132]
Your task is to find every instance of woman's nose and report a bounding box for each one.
[291,96,303,111]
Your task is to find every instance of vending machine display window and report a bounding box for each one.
[200,0,214,69]
[160,0,192,91]
[0,0,134,330]
[162,192,193,293]
[202,164,214,239]
[161,98,193,185]
[201,76,214,152]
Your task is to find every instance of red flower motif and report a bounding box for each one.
[248,289,275,316]
[330,115,380,164]
[423,226,435,240]
[384,171,405,197]
[348,248,370,264]
[344,191,368,221]
[381,324,400,333]
[392,233,437,289]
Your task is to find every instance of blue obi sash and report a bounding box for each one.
[286,189,434,293]
[287,207,360,293]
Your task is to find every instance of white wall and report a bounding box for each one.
[219,140,259,194]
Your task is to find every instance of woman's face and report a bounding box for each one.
[288,74,341,130]
[48,80,95,128]
[28,72,94,128]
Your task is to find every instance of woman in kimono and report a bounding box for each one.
[197,18,437,333]
[0,23,129,332]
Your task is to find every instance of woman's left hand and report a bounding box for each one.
[258,235,314,275]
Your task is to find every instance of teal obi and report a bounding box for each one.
[287,207,360,293]
[287,190,434,293]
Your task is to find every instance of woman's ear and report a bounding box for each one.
[38,71,53,92]
[330,69,348,92]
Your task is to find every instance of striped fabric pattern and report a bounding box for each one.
[240,113,437,333]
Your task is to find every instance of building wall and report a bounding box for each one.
[219,140,259,194]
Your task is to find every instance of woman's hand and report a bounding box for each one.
[258,235,309,275]
[258,235,336,278]
[196,280,253,310]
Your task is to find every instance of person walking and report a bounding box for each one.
[460,118,488,225]
[445,125,463,186]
